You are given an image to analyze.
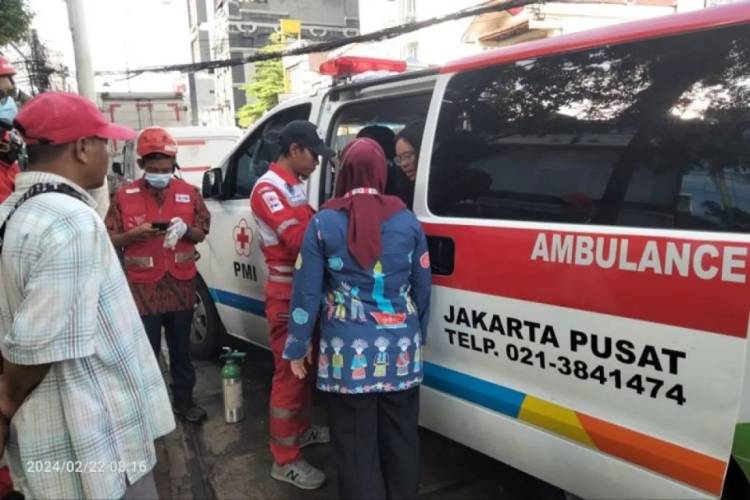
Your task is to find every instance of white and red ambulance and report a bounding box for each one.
[193,3,750,498]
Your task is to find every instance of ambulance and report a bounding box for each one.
[192,3,750,498]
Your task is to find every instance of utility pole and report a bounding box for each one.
[28,30,51,93]
[65,0,96,101]
[188,72,200,125]
[65,0,110,219]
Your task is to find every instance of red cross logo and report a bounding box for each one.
[233,218,253,257]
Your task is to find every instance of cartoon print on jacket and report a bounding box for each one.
[350,286,366,322]
[373,336,390,377]
[331,336,344,380]
[413,333,422,373]
[396,337,412,376]
[318,339,330,379]
[351,338,369,380]
[400,284,417,316]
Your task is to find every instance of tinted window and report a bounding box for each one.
[323,93,431,205]
[429,24,750,233]
[228,103,311,199]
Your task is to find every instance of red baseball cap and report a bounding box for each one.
[14,92,136,145]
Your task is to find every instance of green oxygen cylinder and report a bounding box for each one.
[220,348,246,423]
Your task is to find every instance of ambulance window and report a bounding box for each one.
[429,23,750,233]
[322,93,432,205]
[228,103,312,199]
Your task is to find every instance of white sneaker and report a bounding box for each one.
[270,459,326,490]
[299,425,331,448]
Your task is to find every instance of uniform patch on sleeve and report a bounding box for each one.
[420,251,430,269]
[292,308,309,325]
[262,191,284,213]
[176,193,191,203]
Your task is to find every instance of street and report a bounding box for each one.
[153,342,568,500]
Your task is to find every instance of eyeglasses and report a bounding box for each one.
[394,150,416,166]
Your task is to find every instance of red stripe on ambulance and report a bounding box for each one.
[424,223,750,339]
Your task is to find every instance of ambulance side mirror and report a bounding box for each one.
[203,168,224,199]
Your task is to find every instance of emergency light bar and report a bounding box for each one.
[319,56,407,78]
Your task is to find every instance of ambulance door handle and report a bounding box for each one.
[426,235,455,276]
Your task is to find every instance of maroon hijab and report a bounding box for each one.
[323,137,406,269]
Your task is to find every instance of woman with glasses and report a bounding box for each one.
[389,125,423,209]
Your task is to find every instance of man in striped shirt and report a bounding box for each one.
[0,92,174,499]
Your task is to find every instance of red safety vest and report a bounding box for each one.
[0,160,19,203]
[117,177,197,284]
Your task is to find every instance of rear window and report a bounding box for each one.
[429,23,750,233]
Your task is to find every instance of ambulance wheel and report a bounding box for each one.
[722,458,750,500]
[191,278,224,360]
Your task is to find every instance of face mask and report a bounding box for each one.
[145,172,172,189]
[0,96,17,123]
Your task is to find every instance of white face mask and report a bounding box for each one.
[145,172,172,189]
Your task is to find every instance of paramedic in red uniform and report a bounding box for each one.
[106,126,210,423]
[250,120,333,489]
[0,57,20,204]
[0,121,21,203]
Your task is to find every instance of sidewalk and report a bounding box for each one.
[153,344,565,500]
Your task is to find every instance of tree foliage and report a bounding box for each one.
[236,31,286,128]
[0,0,33,47]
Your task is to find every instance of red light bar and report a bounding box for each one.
[319,56,407,77]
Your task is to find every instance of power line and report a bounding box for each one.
[95,0,540,77]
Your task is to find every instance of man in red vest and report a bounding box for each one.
[106,126,210,423]
[0,121,21,203]
[250,120,333,489]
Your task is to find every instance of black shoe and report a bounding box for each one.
[173,400,207,423]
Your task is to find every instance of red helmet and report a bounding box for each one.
[136,126,178,158]
[0,56,16,77]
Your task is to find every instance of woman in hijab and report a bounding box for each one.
[283,137,432,500]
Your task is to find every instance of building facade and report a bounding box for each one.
[188,0,359,126]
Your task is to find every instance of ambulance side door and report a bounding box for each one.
[416,25,750,499]
[204,103,313,347]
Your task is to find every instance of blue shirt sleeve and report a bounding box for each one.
[410,221,432,343]
[283,215,325,360]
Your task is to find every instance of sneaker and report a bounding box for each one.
[270,459,326,490]
[299,425,330,448]
[173,400,207,423]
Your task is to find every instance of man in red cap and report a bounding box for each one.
[0,92,174,499]
[106,126,211,423]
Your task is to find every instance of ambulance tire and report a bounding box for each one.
[721,458,750,500]
[191,277,225,360]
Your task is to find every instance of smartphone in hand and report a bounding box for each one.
[152,221,170,231]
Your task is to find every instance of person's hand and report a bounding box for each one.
[290,345,313,379]
[168,217,188,239]
[129,222,161,242]
[290,359,307,379]
[163,218,188,250]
